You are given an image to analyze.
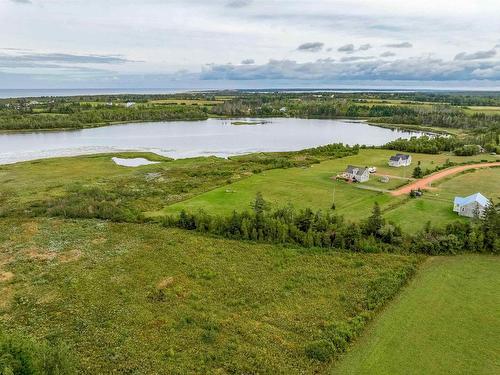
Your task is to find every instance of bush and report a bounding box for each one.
[454,145,479,156]
[0,333,75,374]
[304,340,336,362]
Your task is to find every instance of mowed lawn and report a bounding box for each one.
[160,149,498,231]
[159,149,400,220]
[333,255,500,375]
[0,218,418,374]
[385,167,500,232]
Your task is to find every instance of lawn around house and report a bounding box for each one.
[333,255,500,375]
[385,167,500,232]
[159,149,498,232]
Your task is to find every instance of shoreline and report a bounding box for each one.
[0,115,434,135]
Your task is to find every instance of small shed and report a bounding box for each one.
[380,176,390,183]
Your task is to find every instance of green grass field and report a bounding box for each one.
[334,255,500,375]
[0,217,418,374]
[149,99,224,105]
[463,105,500,115]
[160,149,498,232]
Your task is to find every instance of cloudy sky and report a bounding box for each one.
[1,0,500,89]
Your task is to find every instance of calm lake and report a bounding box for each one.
[0,118,424,164]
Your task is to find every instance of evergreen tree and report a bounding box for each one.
[412,161,423,178]
[481,201,499,253]
[364,202,385,236]
[252,192,269,215]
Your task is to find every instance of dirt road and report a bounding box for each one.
[390,162,500,196]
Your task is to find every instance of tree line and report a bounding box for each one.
[0,105,208,130]
[161,194,499,255]
[384,135,500,155]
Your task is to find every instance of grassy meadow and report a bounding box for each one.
[0,217,419,374]
[0,150,326,217]
[334,255,500,375]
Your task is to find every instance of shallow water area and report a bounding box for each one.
[111,157,160,167]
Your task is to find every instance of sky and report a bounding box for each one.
[1,0,500,89]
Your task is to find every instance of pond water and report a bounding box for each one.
[111,157,160,167]
[0,118,424,164]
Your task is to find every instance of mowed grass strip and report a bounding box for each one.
[333,255,500,375]
[0,218,418,374]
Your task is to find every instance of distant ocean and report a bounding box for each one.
[0,88,192,99]
[0,88,415,99]
[1,86,498,99]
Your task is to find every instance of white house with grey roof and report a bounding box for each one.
[345,165,370,182]
[453,193,490,218]
[388,154,412,167]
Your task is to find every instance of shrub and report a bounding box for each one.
[304,340,336,362]
[0,333,75,375]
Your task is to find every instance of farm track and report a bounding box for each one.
[390,162,500,196]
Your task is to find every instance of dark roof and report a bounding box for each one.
[391,154,411,161]
[346,165,367,175]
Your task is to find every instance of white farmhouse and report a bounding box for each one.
[388,154,412,167]
[345,165,370,182]
[126,101,136,108]
[453,193,490,218]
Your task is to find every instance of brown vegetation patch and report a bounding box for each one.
[22,221,39,237]
[91,237,107,245]
[37,290,60,305]
[0,271,14,282]
[25,247,57,261]
[156,276,175,289]
[0,254,14,267]
[0,286,14,309]
[58,250,82,263]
